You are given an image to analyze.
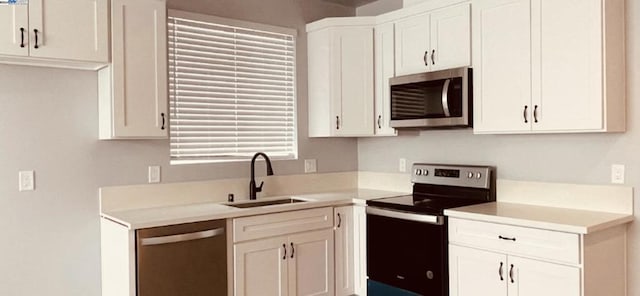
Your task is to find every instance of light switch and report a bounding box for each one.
[399,158,407,173]
[304,159,317,173]
[148,166,161,183]
[611,164,625,184]
[19,171,35,191]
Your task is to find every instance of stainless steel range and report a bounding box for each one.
[367,163,495,296]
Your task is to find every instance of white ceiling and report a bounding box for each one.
[321,0,379,7]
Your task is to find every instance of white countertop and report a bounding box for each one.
[444,202,634,234]
[101,189,406,229]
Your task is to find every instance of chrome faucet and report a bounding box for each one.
[249,152,274,200]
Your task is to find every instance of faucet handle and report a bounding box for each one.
[256,181,264,193]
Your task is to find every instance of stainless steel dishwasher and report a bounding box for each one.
[136,219,227,296]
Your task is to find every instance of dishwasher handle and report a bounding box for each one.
[141,227,225,246]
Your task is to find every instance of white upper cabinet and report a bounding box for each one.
[0,5,29,57]
[0,0,108,69]
[394,3,471,76]
[531,0,604,132]
[373,22,398,137]
[394,12,431,76]
[474,0,625,134]
[98,0,168,139]
[28,0,108,62]
[472,0,531,133]
[307,19,375,137]
[429,3,471,71]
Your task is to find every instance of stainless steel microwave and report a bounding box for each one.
[390,67,472,129]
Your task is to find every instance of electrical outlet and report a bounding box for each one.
[304,159,317,173]
[611,164,625,184]
[148,166,161,183]
[19,171,35,191]
[399,158,407,173]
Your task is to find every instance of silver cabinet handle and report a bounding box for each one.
[141,227,224,246]
[431,49,435,65]
[509,264,515,283]
[499,262,504,281]
[337,213,342,228]
[161,113,166,130]
[533,105,539,123]
[336,116,340,130]
[441,79,451,117]
[423,51,429,66]
[523,105,529,123]
[377,115,382,129]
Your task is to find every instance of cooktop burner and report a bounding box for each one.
[367,195,489,216]
[366,164,495,216]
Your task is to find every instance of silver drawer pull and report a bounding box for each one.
[141,227,224,246]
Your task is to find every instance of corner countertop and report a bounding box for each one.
[101,189,406,230]
[444,202,634,234]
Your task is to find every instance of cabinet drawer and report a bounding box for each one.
[448,218,580,265]
[233,207,333,243]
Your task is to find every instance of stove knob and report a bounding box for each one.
[423,170,429,176]
[467,172,474,179]
[476,172,482,179]
[415,169,422,176]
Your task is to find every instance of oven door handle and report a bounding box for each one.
[366,207,444,225]
[441,79,451,117]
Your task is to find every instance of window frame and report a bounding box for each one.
[167,10,299,165]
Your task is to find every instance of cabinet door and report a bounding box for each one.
[430,4,471,71]
[28,0,108,62]
[331,27,374,136]
[472,0,532,133]
[334,206,367,296]
[394,13,430,76]
[0,5,29,56]
[507,256,580,296]
[234,237,289,296]
[531,0,603,131]
[109,0,168,138]
[373,22,397,137]
[289,229,335,296]
[449,245,507,296]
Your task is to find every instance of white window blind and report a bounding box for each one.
[168,12,297,164]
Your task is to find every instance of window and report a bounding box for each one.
[168,11,297,164]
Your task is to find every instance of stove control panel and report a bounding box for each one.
[411,163,492,189]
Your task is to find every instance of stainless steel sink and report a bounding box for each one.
[226,198,307,208]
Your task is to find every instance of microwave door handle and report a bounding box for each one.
[441,79,451,117]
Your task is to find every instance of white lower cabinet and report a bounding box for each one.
[234,236,289,296]
[334,206,367,296]
[232,208,335,296]
[448,217,627,296]
[449,245,580,296]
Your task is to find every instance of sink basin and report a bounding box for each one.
[227,198,307,208]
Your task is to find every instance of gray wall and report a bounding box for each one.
[358,0,640,294]
[356,0,402,16]
[0,1,356,295]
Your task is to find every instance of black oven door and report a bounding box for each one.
[367,208,447,296]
